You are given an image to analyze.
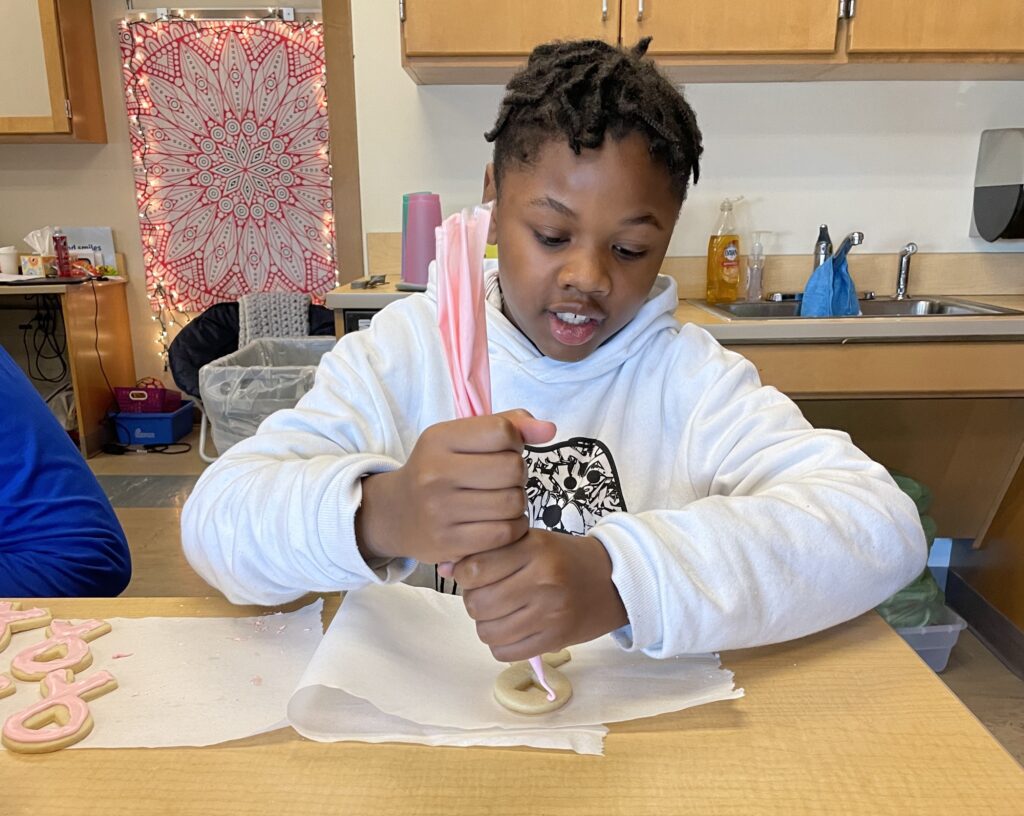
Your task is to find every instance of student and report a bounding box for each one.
[183,39,925,661]
[0,345,131,597]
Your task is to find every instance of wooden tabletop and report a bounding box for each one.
[3,597,1022,815]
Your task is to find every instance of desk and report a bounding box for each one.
[0,279,135,457]
[3,596,1022,815]
[324,274,406,336]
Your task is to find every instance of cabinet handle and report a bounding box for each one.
[637,0,645,22]
[602,0,608,21]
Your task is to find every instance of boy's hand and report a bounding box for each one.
[448,529,629,662]
[355,410,556,566]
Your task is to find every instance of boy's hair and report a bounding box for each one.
[485,38,703,203]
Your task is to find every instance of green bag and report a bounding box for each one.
[888,471,933,515]
[876,568,947,628]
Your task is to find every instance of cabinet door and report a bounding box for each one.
[404,0,620,56]
[621,0,840,55]
[0,0,69,134]
[848,0,1024,53]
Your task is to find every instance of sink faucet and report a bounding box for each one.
[896,242,918,300]
[834,231,864,260]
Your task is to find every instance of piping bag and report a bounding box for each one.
[435,204,558,702]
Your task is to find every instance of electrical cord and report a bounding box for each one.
[20,294,68,383]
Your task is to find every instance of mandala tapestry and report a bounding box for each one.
[120,19,336,312]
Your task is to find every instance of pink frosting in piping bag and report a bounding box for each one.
[436,205,557,703]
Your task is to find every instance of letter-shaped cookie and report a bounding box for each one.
[10,619,112,681]
[0,602,52,653]
[0,673,14,700]
[2,669,118,753]
[494,649,573,715]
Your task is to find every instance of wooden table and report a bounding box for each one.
[3,597,1022,815]
[0,278,135,456]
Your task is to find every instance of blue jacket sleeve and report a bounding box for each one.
[0,345,131,597]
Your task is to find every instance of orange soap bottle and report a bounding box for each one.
[706,197,742,304]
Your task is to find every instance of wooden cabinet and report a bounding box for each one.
[848,0,1024,54]
[404,0,619,57]
[622,0,840,56]
[402,0,1024,83]
[0,0,106,143]
[401,0,621,83]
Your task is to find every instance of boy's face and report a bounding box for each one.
[491,133,681,363]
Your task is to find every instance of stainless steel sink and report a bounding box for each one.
[698,297,1022,320]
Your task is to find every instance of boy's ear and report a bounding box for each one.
[481,163,498,244]
[481,162,497,204]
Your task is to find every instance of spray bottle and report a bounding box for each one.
[706,197,743,304]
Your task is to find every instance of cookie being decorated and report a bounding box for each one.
[494,649,573,715]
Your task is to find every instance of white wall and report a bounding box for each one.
[350,0,1024,258]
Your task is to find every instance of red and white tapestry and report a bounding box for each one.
[120,19,336,312]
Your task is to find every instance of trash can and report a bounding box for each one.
[198,337,335,455]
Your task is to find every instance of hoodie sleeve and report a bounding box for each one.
[181,312,428,606]
[0,348,131,598]
[590,331,927,658]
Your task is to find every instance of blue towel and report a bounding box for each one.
[798,244,860,317]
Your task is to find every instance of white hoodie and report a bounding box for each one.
[182,266,926,657]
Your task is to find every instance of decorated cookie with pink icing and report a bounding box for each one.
[494,649,573,715]
[0,602,52,653]
[0,673,14,700]
[2,669,118,754]
[10,619,112,682]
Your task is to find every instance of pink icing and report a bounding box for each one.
[10,619,110,679]
[2,669,116,748]
[0,601,51,649]
[529,656,557,702]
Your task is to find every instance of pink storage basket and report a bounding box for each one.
[114,385,182,414]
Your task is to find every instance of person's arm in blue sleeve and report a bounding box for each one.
[0,345,131,597]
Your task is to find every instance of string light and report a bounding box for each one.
[121,10,336,367]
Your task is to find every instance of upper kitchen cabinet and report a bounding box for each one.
[621,0,840,55]
[401,0,621,83]
[0,0,106,143]
[847,0,1024,55]
[620,0,844,82]
[401,0,1024,83]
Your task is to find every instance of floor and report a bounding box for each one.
[88,428,1024,766]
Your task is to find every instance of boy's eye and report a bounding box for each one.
[533,231,568,248]
[614,245,647,260]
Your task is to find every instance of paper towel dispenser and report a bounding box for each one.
[973,128,1024,242]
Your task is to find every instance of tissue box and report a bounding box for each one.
[19,254,52,278]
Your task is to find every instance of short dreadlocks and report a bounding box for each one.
[485,37,703,203]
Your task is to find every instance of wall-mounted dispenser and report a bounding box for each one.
[973,128,1024,242]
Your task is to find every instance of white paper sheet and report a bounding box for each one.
[288,584,742,754]
[0,599,323,749]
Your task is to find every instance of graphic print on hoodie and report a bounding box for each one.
[523,437,627,536]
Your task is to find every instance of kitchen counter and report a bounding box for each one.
[677,295,1024,344]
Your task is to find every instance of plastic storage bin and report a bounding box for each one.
[894,606,967,672]
[110,400,195,446]
[199,337,335,455]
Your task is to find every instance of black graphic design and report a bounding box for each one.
[523,438,626,536]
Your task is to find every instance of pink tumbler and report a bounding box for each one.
[403,193,442,286]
